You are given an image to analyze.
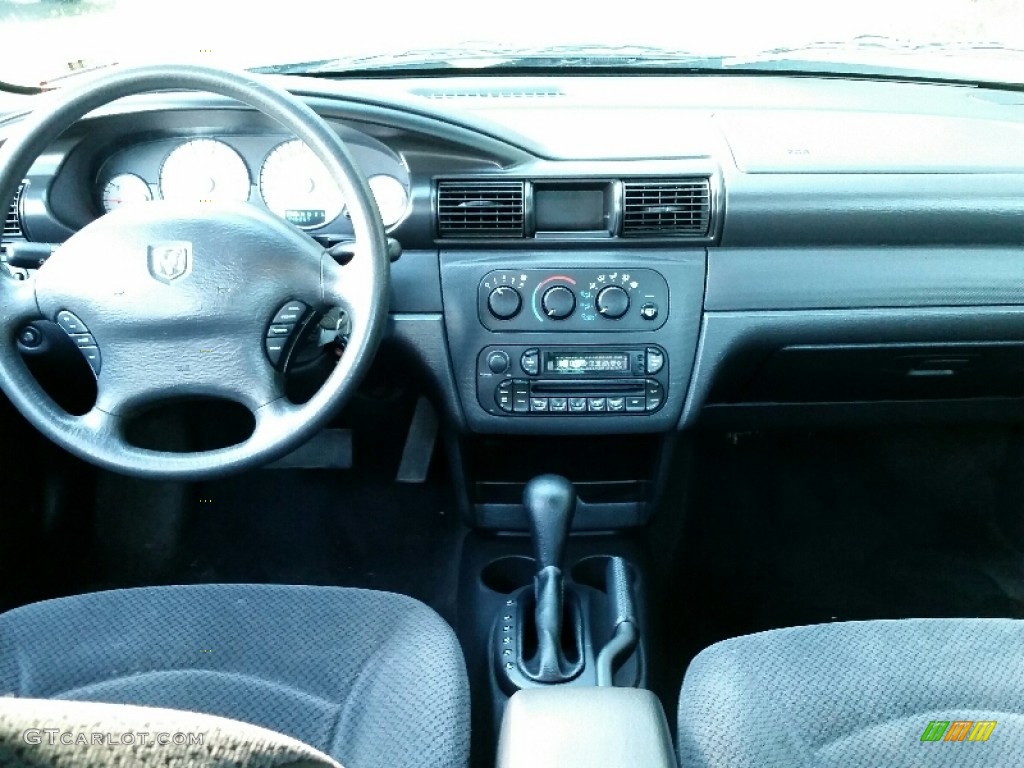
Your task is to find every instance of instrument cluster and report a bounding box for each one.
[96,133,412,232]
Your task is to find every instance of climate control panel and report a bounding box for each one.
[477,268,668,331]
[477,344,669,417]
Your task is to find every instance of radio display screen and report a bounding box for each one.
[545,352,631,375]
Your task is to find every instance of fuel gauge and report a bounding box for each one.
[100,173,153,212]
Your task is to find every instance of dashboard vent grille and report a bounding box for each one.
[437,180,525,238]
[414,86,564,100]
[621,179,711,236]
[4,181,25,239]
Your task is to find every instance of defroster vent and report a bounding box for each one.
[437,180,525,238]
[621,179,711,236]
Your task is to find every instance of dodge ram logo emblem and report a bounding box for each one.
[148,242,192,283]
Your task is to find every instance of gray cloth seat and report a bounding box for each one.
[0,584,470,768]
[677,618,1024,768]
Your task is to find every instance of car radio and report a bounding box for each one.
[476,345,668,416]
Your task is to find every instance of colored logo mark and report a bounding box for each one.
[920,720,996,743]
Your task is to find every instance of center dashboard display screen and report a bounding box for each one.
[534,186,607,232]
[545,352,631,374]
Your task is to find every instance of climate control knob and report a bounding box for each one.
[596,285,630,319]
[488,285,522,320]
[541,285,576,320]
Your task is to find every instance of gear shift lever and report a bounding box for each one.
[521,474,580,682]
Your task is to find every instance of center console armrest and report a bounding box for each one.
[496,687,677,768]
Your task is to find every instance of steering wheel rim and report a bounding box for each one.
[0,64,390,479]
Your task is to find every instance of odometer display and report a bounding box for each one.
[259,139,345,229]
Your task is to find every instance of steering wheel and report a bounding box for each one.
[0,65,390,479]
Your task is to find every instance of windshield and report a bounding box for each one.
[2,0,1023,88]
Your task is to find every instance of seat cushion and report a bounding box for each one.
[0,584,469,768]
[677,618,1024,767]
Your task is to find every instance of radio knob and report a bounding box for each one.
[487,285,522,320]
[542,285,576,320]
[486,350,510,374]
[596,285,630,319]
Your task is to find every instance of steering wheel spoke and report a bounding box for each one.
[0,272,40,328]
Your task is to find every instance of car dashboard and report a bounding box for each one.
[4,71,1024,525]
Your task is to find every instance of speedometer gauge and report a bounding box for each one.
[159,138,250,204]
[259,139,345,229]
[368,175,410,228]
[100,173,152,212]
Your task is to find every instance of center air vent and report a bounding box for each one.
[3,181,25,239]
[621,179,711,236]
[437,180,525,238]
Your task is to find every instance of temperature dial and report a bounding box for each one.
[488,286,522,320]
[542,285,576,320]
[595,285,630,319]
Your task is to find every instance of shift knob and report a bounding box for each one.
[523,474,576,570]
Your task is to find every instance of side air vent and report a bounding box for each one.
[3,181,25,239]
[621,179,711,236]
[437,180,525,238]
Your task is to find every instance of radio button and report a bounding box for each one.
[495,379,514,412]
[513,379,530,413]
[569,397,588,413]
[521,348,540,376]
[530,398,549,412]
[549,397,568,412]
[625,396,646,412]
[608,397,626,412]
[588,397,607,412]
[646,380,665,412]
[487,350,511,374]
[645,347,665,375]
[596,285,630,319]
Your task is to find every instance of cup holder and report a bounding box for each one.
[480,556,537,594]
[571,555,638,592]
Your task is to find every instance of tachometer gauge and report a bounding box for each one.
[259,139,345,229]
[100,173,152,212]
[368,174,410,228]
[159,138,250,204]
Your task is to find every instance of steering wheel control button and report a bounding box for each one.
[272,301,308,325]
[267,324,293,338]
[596,285,630,319]
[17,325,42,349]
[521,348,540,376]
[542,285,576,320]
[265,336,288,367]
[640,303,659,321]
[488,285,523,320]
[68,333,97,349]
[487,350,511,374]
[80,346,101,375]
[645,347,665,375]
[56,310,88,335]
